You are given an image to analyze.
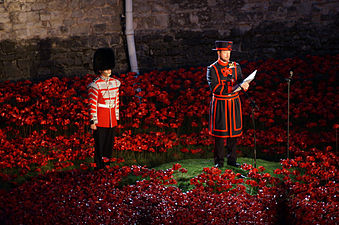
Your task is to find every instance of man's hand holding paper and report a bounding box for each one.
[240,82,249,91]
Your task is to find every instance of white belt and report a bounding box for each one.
[98,103,115,108]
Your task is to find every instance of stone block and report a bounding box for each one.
[93,23,106,33]
[0,12,10,23]
[106,0,119,8]
[154,14,169,28]
[14,29,28,39]
[37,66,51,77]
[41,21,51,27]
[31,3,47,11]
[83,17,98,24]
[49,18,64,31]
[71,36,90,50]
[74,54,83,66]
[69,0,80,9]
[16,12,29,23]
[17,58,31,70]
[70,23,90,35]
[50,11,65,21]
[20,3,32,12]
[79,0,95,9]
[105,24,120,33]
[106,5,122,16]
[0,40,17,54]
[54,54,72,66]
[7,2,22,11]
[1,52,18,61]
[0,5,6,14]
[3,60,21,77]
[108,15,121,29]
[133,2,152,16]
[71,10,83,18]
[91,0,106,8]
[20,11,40,23]
[47,1,65,11]
[12,23,28,31]
[40,12,51,21]
[0,22,11,34]
[30,27,48,38]
[86,8,101,18]
[168,12,191,27]
[137,16,155,30]
[63,19,75,26]
[152,2,167,13]
[88,35,110,48]
[8,12,19,24]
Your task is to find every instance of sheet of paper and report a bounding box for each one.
[234,70,257,92]
[243,70,257,83]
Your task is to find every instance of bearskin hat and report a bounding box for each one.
[93,48,115,74]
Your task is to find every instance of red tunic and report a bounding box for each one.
[207,59,243,138]
[88,76,120,128]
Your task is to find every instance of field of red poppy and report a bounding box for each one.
[0,54,338,224]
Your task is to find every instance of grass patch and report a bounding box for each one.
[152,157,281,191]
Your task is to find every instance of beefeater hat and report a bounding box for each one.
[93,48,115,74]
[212,41,233,51]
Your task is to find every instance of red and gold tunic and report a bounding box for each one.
[88,76,120,128]
[207,59,243,138]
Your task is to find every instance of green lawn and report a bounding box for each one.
[153,157,281,191]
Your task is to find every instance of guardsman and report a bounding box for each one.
[88,48,121,169]
[207,41,249,168]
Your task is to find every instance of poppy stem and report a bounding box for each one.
[251,108,257,168]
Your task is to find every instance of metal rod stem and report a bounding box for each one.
[287,71,293,159]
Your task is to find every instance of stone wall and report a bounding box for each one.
[133,0,339,71]
[0,0,127,81]
[0,0,338,80]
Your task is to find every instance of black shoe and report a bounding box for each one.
[227,162,241,168]
[214,163,223,168]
